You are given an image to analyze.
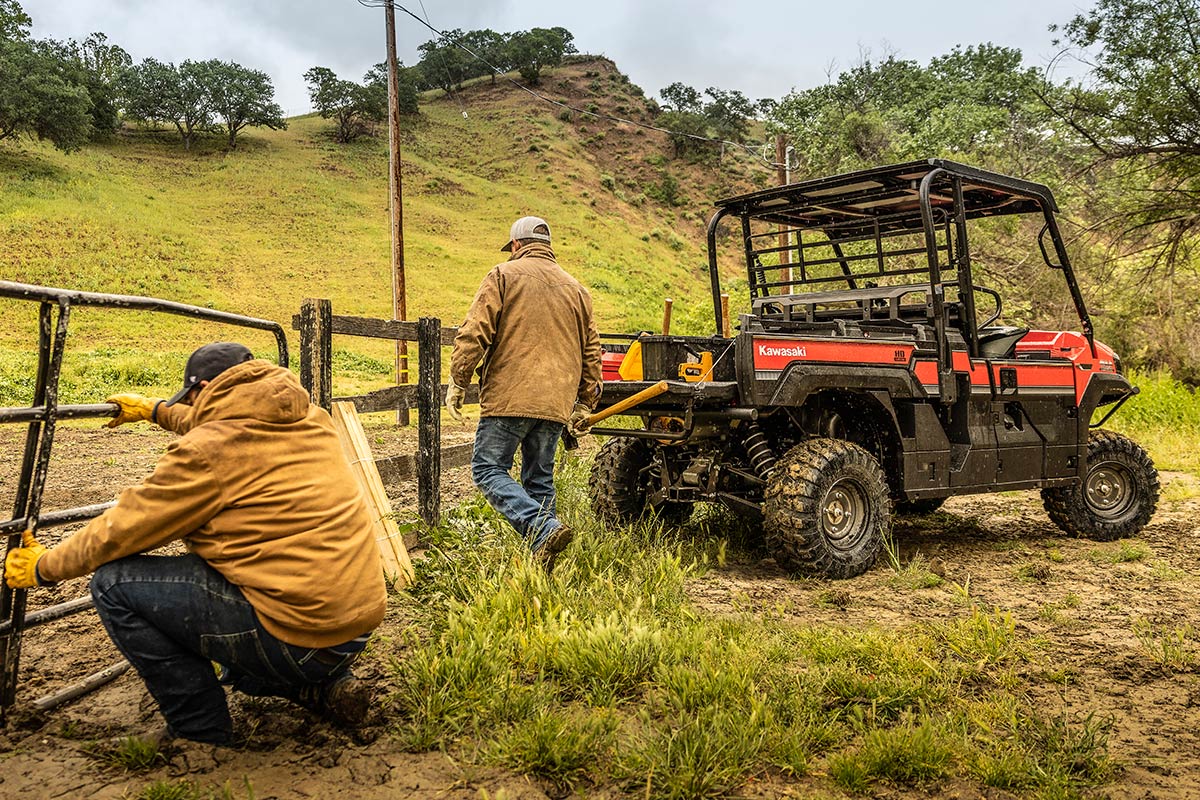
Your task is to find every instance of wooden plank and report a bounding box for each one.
[331,401,414,587]
[376,442,473,485]
[339,385,418,414]
[287,313,637,351]
[374,453,413,484]
[292,314,460,346]
[336,383,479,415]
[442,441,475,469]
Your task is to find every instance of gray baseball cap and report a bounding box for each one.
[501,216,551,251]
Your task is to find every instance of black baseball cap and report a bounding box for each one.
[165,342,254,406]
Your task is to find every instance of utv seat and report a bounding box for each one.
[978,326,1029,359]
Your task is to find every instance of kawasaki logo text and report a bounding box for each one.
[758,344,807,358]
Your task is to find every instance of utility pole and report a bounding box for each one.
[385,0,410,425]
[775,134,791,287]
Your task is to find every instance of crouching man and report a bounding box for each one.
[4,342,386,745]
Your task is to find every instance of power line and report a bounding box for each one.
[414,0,468,119]
[354,0,784,169]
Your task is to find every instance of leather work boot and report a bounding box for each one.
[536,524,573,572]
[296,674,372,728]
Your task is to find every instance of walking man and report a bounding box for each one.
[446,216,602,566]
[5,342,386,745]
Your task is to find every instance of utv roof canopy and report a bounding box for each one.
[715,158,1058,232]
[701,158,1089,348]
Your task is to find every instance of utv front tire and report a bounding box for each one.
[764,438,891,579]
[590,437,690,526]
[1042,430,1158,541]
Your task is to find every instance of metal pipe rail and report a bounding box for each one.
[0,402,117,426]
[0,281,291,723]
[1,502,117,537]
[0,281,290,366]
[0,596,95,636]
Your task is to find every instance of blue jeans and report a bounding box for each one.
[471,416,565,549]
[90,554,364,744]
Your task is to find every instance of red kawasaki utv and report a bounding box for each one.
[589,159,1158,578]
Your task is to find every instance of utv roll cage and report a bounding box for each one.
[704,159,1095,402]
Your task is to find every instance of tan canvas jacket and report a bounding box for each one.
[39,360,386,649]
[450,242,602,423]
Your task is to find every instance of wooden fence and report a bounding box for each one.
[293,298,480,527]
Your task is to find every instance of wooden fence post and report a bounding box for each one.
[298,298,332,411]
[416,316,442,527]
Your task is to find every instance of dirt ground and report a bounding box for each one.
[0,423,1198,799]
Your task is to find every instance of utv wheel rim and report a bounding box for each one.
[1085,462,1134,519]
[821,478,869,549]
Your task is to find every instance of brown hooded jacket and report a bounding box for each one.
[38,360,386,649]
[450,241,602,423]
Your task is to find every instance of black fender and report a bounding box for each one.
[759,367,910,477]
[760,363,922,408]
[1078,372,1134,423]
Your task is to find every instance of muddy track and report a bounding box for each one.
[1,425,1197,798]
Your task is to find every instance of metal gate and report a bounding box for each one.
[0,280,288,723]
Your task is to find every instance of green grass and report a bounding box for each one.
[884,549,945,590]
[1131,618,1197,673]
[384,455,1115,797]
[489,708,616,787]
[828,717,956,792]
[88,733,165,771]
[1038,594,1082,626]
[135,778,256,800]
[1086,540,1151,564]
[1110,369,1200,474]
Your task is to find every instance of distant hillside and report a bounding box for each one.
[0,57,767,397]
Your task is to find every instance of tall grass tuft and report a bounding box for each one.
[90,733,166,771]
[489,708,615,786]
[966,703,1115,794]
[828,717,956,791]
[619,704,769,800]
[534,611,668,705]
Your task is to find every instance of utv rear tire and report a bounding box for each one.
[1042,429,1159,541]
[590,437,691,526]
[894,497,946,515]
[763,438,891,579]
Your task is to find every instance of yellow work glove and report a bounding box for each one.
[569,402,592,435]
[5,530,49,589]
[445,381,465,421]
[105,394,160,428]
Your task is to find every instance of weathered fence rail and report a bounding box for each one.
[293,299,477,527]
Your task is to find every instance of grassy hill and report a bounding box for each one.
[0,57,766,401]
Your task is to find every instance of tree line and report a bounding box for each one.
[412,26,576,91]
[299,25,576,142]
[1,2,579,151]
[0,0,285,151]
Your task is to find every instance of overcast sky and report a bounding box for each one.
[25,1,1094,116]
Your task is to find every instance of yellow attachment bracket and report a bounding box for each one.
[678,351,713,382]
